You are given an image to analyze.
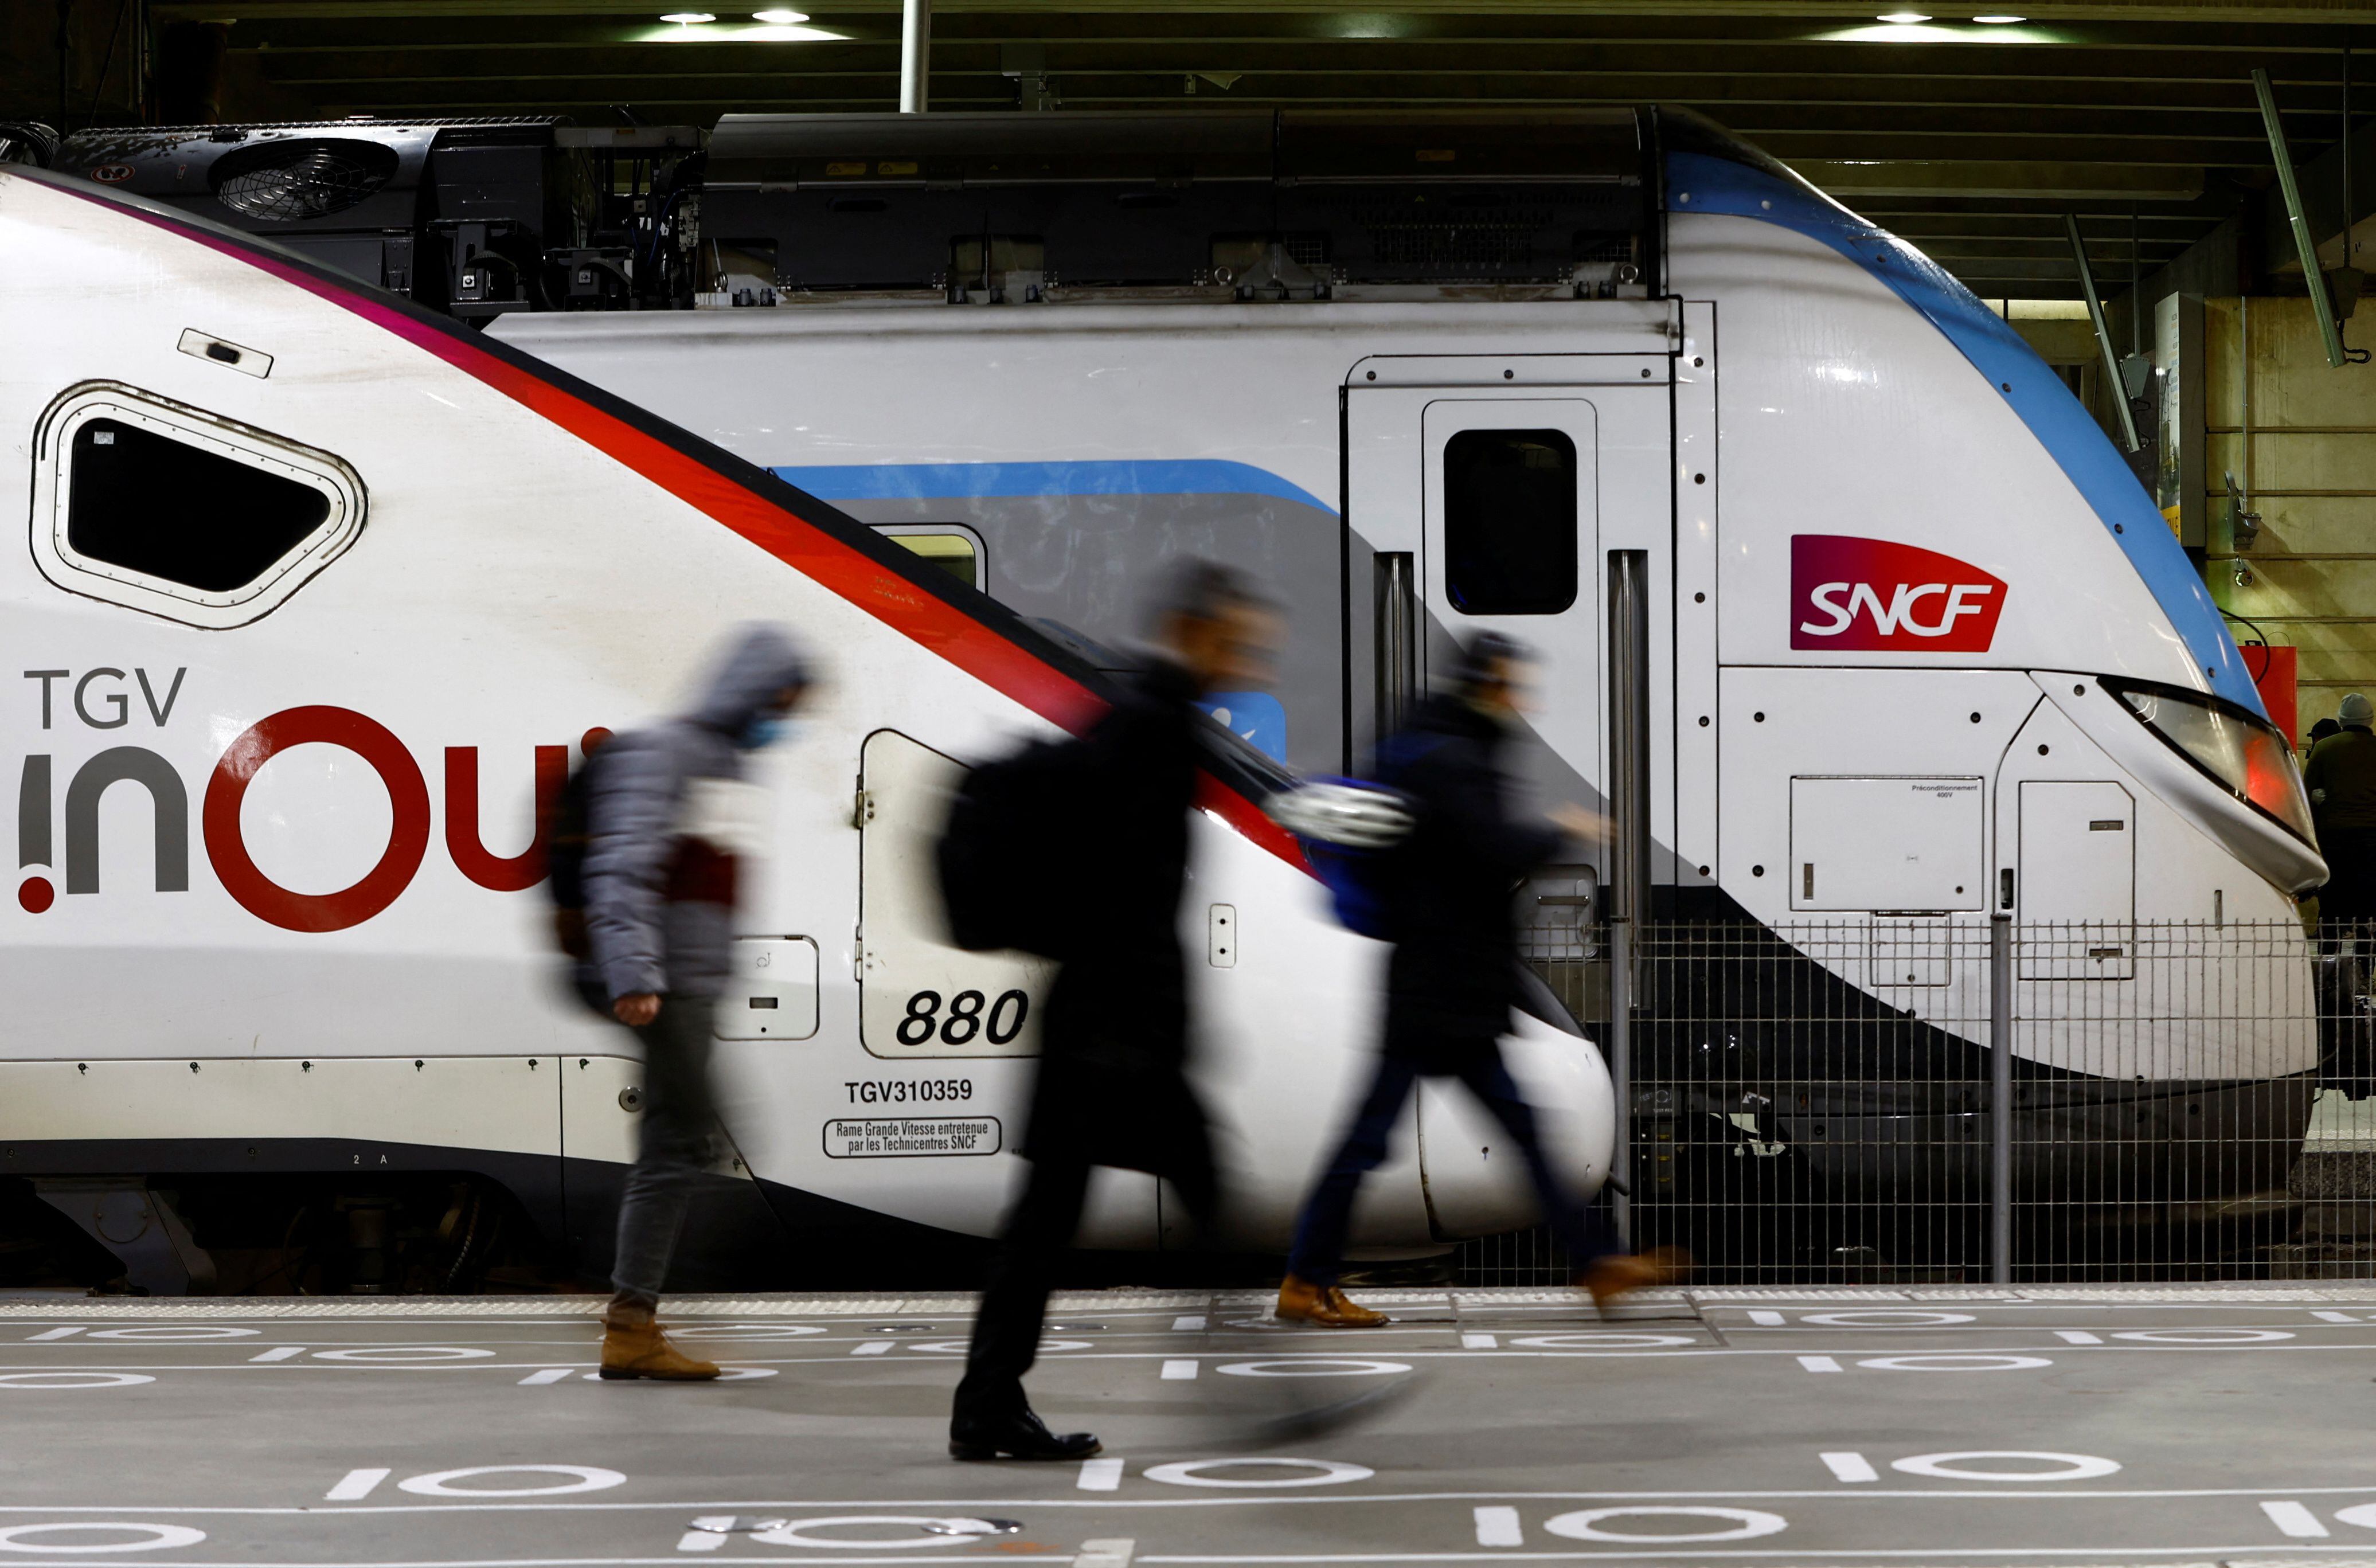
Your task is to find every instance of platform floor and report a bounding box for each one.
[5,1284,2376,1565]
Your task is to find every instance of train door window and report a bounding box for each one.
[32,385,365,629]
[872,523,985,591]
[1442,428,1577,615]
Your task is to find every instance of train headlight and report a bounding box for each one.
[2105,679,2316,846]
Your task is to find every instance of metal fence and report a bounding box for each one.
[1467,917,2376,1286]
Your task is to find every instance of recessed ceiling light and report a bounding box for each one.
[1971,11,2027,19]
[1876,10,1933,19]
[751,7,807,20]
[659,11,714,22]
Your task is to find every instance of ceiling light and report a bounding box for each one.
[1876,10,1932,19]
[659,11,714,22]
[751,7,807,20]
[1971,11,2026,19]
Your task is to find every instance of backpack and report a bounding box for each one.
[543,742,617,1014]
[1265,733,1441,939]
[937,737,1091,957]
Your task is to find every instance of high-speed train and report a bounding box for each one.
[0,103,2326,1290]
[0,147,1610,1295]
[493,107,2329,1268]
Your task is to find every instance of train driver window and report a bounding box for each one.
[33,385,364,629]
[872,524,984,592]
[1443,428,1577,615]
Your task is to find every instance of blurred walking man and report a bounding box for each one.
[585,624,811,1379]
[948,564,1281,1461]
[1276,632,1681,1328]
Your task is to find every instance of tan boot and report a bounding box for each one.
[1275,1274,1390,1328]
[1581,1247,1693,1315]
[599,1300,721,1381]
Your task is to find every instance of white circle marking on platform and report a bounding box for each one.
[1801,1311,1976,1327]
[397,1466,626,1497]
[1855,1354,2051,1372]
[1142,1458,1374,1489]
[665,1324,827,1340]
[1544,1507,1788,1543]
[748,1516,1001,1548]
[1511,1333,1696,1349]
[1891,1451,2120,1481]
[1216,1359,1410,1378]
[2331,1503,2376,1530]
[905,1339,1089,1355]
[86,1326,260,1342]
[314,1346,497,1363]
[0,1373,154,1389]
[0,1524,205,1554]
[2109,1329,2295,1344]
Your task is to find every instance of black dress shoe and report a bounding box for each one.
[948,1404,1101,1461]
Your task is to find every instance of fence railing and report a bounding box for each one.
[1467,917,2373,1286]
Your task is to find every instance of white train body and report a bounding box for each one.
[0,163,1611,1281]
[0,104,2323,1284]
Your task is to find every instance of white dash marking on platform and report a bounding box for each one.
[1161,1359,1199,1380]
[2054,1330,2104,1344]
[1473,1506,1523,1546]
[1462,1332,1498,1349]
[26,1327,83,1341]
[1074,1540,1135,1568]
[1172,1315,1207,1332]
[1821,1451,1879,1483]
[249,1346,304,1362]
[850,1339,893,1355]
[325,1468,389,1501]
[674,1530,727,1553]
[1078,1457,1124,1492]
[1747,1311,1786,1327]
[2314,1310,2362,1324]
[518,1367,574,1385]
[2263,1500,2330,1538]
[1799,1355,1843,1373]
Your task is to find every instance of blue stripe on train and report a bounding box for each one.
[771,458,1338,515]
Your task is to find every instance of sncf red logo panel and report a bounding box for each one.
[1790,534,2007,654]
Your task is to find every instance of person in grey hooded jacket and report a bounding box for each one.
[584,623,811,1380]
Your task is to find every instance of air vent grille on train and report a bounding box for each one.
[212,139,400,222]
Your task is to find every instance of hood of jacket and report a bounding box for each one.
[688,623,811,737]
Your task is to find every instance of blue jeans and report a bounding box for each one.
[1286,1045,1613,1288]
[611,1002,720,1307]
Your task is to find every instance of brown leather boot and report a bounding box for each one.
[1581,1247,1693,1314]
[1275,1274,1389,1328]
[599,1299,721,1381]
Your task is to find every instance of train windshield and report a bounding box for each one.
[2108,679,2316,846]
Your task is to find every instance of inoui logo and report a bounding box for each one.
[15,667,587,932]
[1789,534,2008,654]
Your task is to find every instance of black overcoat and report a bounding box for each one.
[1378,695,1563,1065]
[1020,658,1213,1187]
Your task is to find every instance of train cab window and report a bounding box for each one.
[33,386,364,629]
[872,525,984,591]
[1443,428,1577,615]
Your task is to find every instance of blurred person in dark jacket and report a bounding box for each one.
[949,563,1281,1462]
[2309,694,2376,942]
[1276,632,1682,1328]
[584,624,811,1380]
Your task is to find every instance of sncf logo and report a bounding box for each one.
[1790,534,2008,654]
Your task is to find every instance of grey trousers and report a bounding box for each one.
[611,1000,720,1307]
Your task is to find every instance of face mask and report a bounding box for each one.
[740,715,796,750]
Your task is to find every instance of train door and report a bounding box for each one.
[1996,703,2137,982]
[853,728,1157,1245]
[1345,352,1672,1236]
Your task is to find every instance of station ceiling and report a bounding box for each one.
[138,1,2376,299]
